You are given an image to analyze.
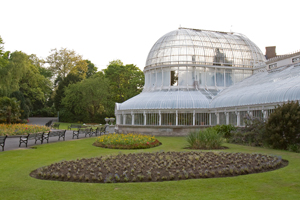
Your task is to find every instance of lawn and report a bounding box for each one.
[0,136,299,200]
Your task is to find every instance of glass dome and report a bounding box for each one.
[145,28,266,69]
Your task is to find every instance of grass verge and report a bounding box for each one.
[0,136,299,200]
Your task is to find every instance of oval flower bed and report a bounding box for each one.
[93,133,161,149]
[30,151,288,183]
[0,124,50,136]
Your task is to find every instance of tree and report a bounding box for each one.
[46,48,87,80]
[54,73,83,111]
[10,91,31,120]
[61,74,109,122]
[0,51,29,97]
[104,59,144,103]
[85,60,97,78]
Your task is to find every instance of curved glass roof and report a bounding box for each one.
[146,28,266,69]
[211,65,300,108]
[119,90,209,110]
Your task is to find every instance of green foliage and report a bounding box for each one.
[54,73,83,111]
[229,117,266,147]
[85,59,97,78]
[186,128,223,149]
[212,124,236,139]
[0,96,21,123]
[0,51,29,97]
[60,75,109,123]
[265,101,300,150]
[46,48,87,79]
[10,91,30,119]
[104,59,144,102]
[30,106,56,117]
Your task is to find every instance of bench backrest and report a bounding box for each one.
[49,130,65,137]
[28,133,43,139]
[0,136,7,144]
[79,128,90,134]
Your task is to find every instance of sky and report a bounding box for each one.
[1,0,299,71]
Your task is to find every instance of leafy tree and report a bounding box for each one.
[0,97,21,123]
[19,63,52,109]
[85,59,97,78]
[54,73,83,111]
[265,101,300,150]
[61,74,109,123]
[0,51,29,97]
[10,91,31,120]
[104,59,144,103]
[46,48,88,80]
[29,54,53,79]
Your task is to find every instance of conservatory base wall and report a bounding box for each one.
[117,125,209,136]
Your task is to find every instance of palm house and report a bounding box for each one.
[115,27,300,135]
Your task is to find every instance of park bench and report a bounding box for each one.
[68,124,83,130]
[51,123,60,129]
[72,128,92,139]
[43,130,66,143]
[19,132,44,147]
[0,135,8,151]
[45,120,53,127]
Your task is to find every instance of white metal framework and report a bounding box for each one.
[115,28,299,131]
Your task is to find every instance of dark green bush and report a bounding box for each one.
[265,101,300,150]
[229,117,266,147]
[213,124,236,139]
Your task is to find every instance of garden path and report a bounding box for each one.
[2,117,94,151]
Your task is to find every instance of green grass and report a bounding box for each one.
[0,136,299,200]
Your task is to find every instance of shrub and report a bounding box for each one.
[186,128,223,149]
[228,117,266,147]
[265,101,300,150]
[213,124,236,139]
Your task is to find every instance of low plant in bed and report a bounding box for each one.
[186,128,226,150]
[30,151,287,183]
[93,133,161,149]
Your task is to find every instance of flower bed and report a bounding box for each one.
[0,124,50,136]
[30,151,288,183]
[93,133,161,149]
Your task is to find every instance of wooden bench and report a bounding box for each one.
[68,124,83,130]
[0,135,7,151]
[72,128,92,139]
[19,133,44,147]
[43,130,66,143]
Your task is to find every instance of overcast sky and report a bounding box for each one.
[1,0,299,71]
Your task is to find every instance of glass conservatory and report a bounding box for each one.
[114,28,299,135]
